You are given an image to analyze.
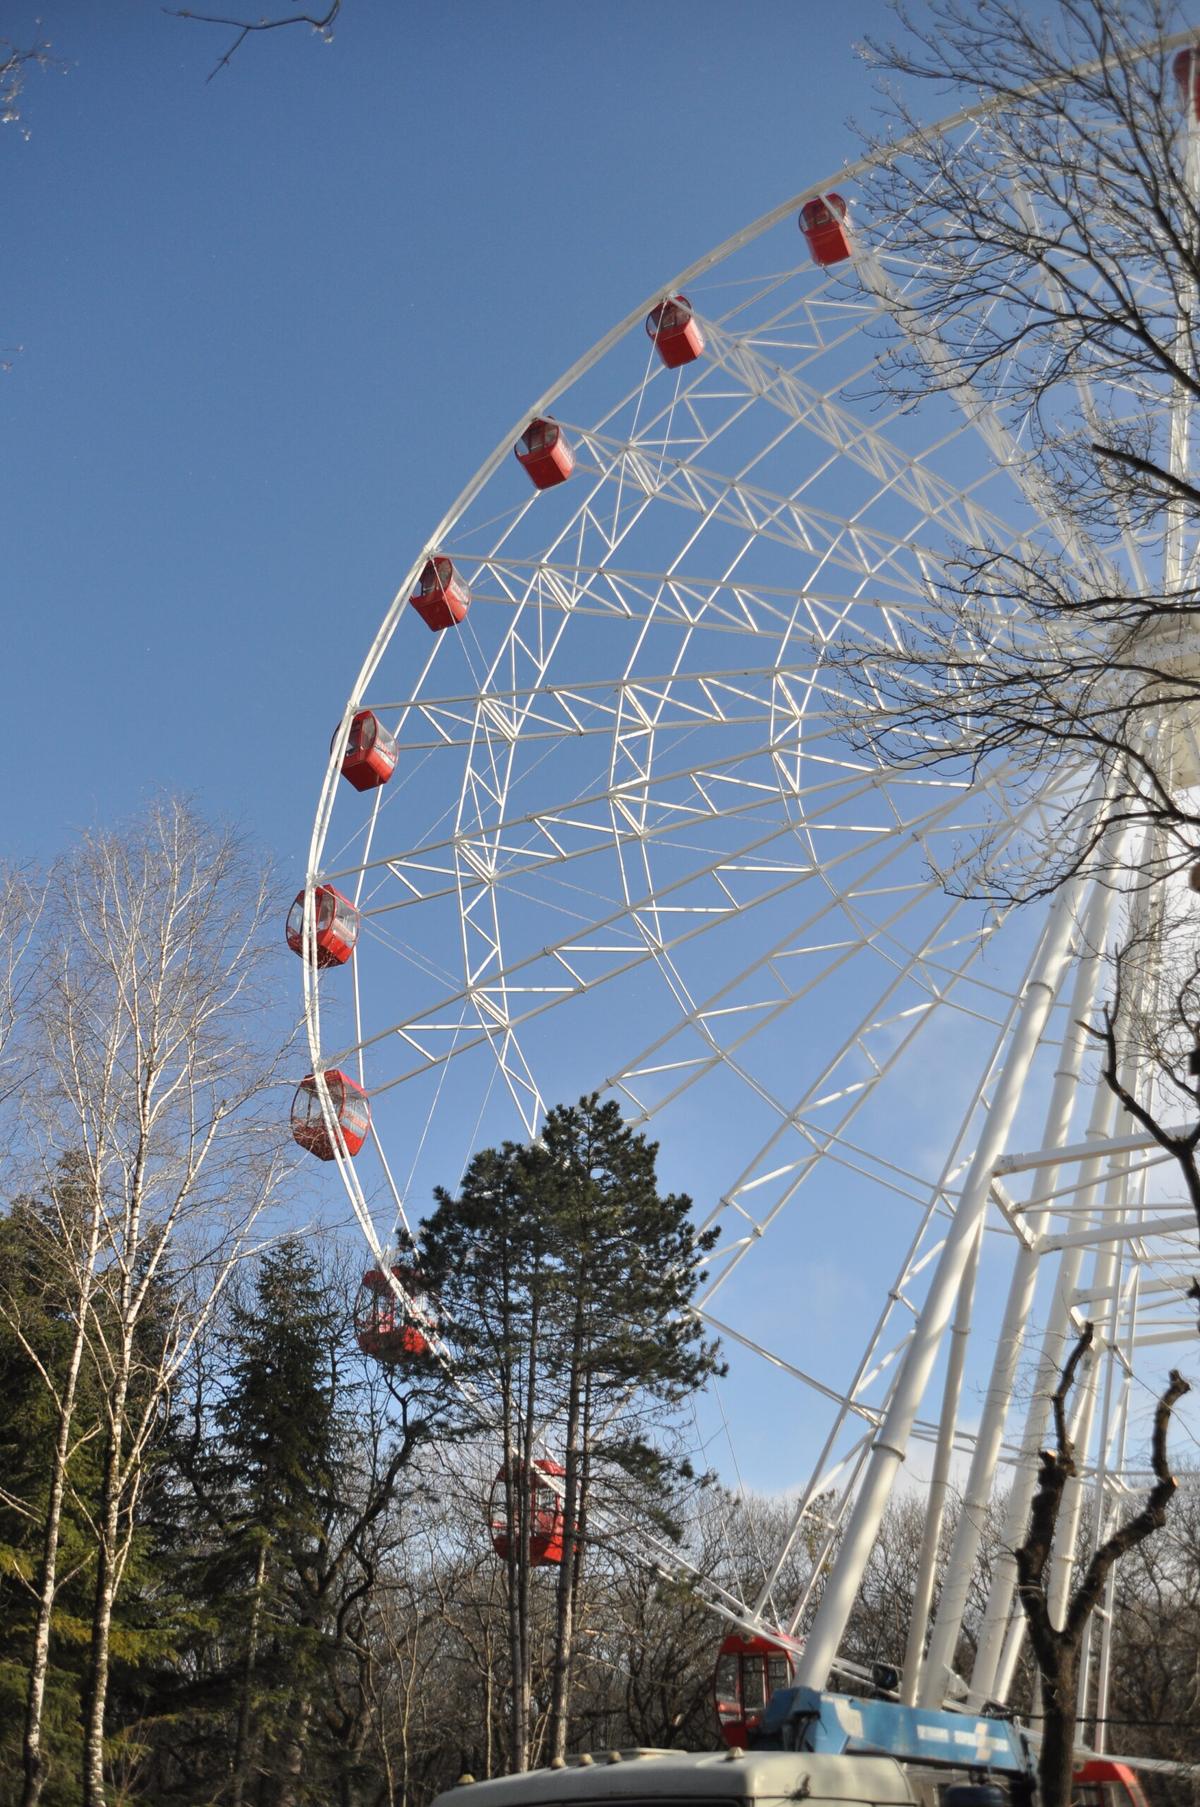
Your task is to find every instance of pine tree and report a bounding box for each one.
[152,1233,450,1805]
[214,1236,340,1805]
[421,1146,551,1771]
[421,1095,721,1769]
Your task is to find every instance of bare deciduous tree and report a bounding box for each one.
[1084,916,1200,1245]
[1015,1323,1189,1807]
[15,800,293,1807]
[840,0,1200,900]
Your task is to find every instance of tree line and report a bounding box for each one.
[0,803,724,1805]
[6,1186,1200,1807]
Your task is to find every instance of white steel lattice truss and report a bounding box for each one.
[302,31,1200,1738]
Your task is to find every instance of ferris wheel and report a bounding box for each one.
[293,26,1200,1745]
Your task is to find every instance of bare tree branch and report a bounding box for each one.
[1,36,59,135]
[1015,1323,1189,1807]
[835,0,1200,903]
[165,2,340,81]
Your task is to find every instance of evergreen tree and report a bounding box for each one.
[148,1233,448,1806]
[214,1236,341,1804]
[421,1095,721,1769]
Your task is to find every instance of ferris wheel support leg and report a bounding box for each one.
[1043,1118,1144,1628]
[794,859,1089,1694]
[980,1095,1142,1710]
[899,1216,983,1705]
[966,1091,1117,1706]
[913,873,1116,1707]
[975,829,1159,1708]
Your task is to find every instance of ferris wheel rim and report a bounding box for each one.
[296,23,1200,1712]
[302,27,1200,934]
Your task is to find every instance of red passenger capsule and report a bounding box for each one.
[514,418,575,490]
[646,295,704,368]
[285,885,360,969]
[489,1458,566,1566]
[799,193,853,267]
[355,1264,431,1360]
[336,710,398,792]
[410,555,470,631]
[1073,1760,1151,1807]
[1174,47,1200,122]
[290,1070,370,1161]
[713,1633,796,1749]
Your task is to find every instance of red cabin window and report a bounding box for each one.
[799,193,853,268]
[286,884,360,969]
[1174,48,1200,123]
[410,555,470,632]
[337,710,398,793]
[515,417,575,490]
[355,1265,430,1361]
[646,295,705,369]
[712,1633,796,1749]
[290,1070,370,1162]
[490,1458,566,1567]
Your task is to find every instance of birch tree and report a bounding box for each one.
[17,800,292,1807]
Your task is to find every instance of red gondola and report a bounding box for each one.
[337,710,398,793]
[799,194,853,267]
[713,1633,796,1749]
[285,885,360,969]
[1073,1761,1150,1807]
[355,1264,430,1360]
[410,556,470,631]
[489,1458,566,1566]
[290,1070,370,1162]
[646,296,704,369]
[1173,47,1200,122]
[515,418,575,490]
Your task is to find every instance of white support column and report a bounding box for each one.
[794,857,1088,1692]
[986,823,1162,1705]
[965,1082,1118,1707]
[915,873,1112,1707]
[986,1110,1143,1707]
[899,1215,982,1704]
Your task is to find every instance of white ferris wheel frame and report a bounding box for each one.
[298,23,1200,1738]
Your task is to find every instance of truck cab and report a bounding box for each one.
[437,1748,948,1807]
[435,1693,1038,1807]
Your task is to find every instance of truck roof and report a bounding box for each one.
[435,1749,918,1807]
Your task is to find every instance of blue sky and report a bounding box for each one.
[4,0,899,875]
[9,2,1121,1503]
